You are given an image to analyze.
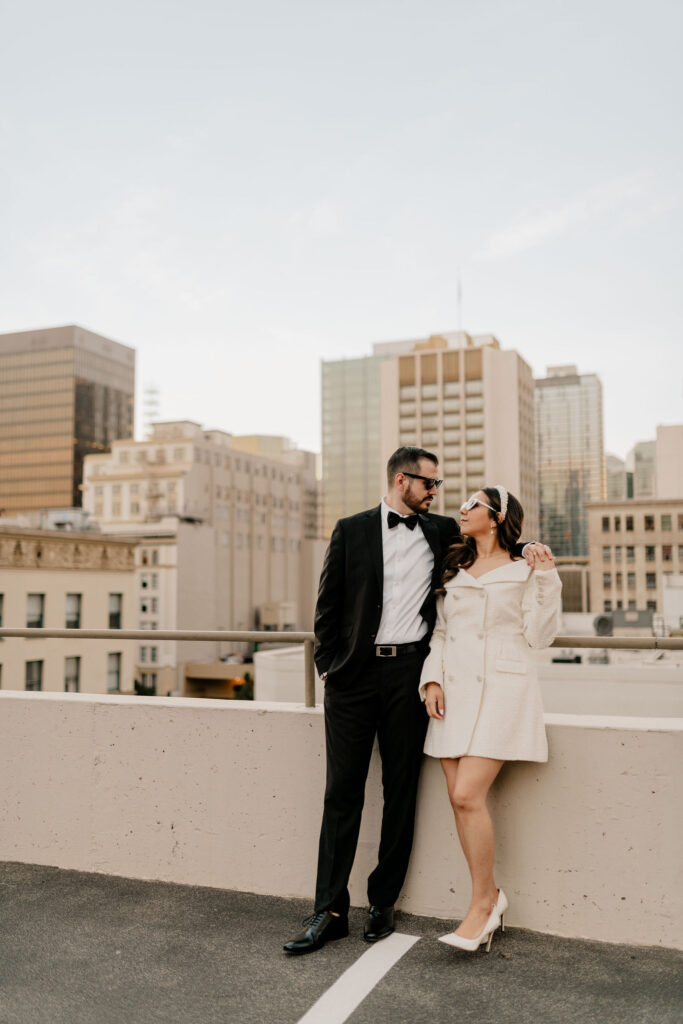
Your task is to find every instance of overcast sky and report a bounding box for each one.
[2,0,681,459]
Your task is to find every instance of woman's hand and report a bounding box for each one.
[425,682,445,719]
[524,542,555,571]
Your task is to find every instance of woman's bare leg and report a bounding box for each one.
[440,755,504,938]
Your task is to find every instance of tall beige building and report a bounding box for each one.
[322,331,538,537]
[0,325,135,514]
[655,424,683,499]
[82,421,322,693]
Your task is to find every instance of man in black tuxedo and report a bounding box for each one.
[284,447,544,954]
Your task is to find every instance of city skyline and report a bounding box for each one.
[1,1,681,459]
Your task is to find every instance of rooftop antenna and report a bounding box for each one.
[457,268,463,334]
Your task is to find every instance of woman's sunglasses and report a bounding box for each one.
[461,495,497,513]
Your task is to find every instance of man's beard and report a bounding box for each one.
[403,485,432,513]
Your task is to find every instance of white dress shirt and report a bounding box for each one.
[375,498,434,645]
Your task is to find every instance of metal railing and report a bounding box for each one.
[0,629,681,708]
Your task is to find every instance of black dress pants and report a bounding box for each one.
[314,650,429,916]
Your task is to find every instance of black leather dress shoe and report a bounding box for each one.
[283,911,349,955]
[364,905,395,942]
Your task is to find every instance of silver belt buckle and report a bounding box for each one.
[376,645,397,657]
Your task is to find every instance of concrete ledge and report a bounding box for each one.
[0,691,681,949]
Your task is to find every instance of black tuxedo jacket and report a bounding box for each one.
[314,504,460,683]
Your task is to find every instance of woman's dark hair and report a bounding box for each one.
[436,487,524,593]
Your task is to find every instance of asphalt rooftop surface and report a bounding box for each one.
[0,863,680,1024]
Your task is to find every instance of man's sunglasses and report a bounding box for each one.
[461,495,496,513]
[403,472,443,490]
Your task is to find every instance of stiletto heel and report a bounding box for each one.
[496,889,509,933]
[438,907,501,953]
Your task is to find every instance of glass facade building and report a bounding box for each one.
[0,325,134,513]
[321,357,384,536]
[535,366,605,557]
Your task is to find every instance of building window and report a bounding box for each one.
[628,600,636,610]
[616,573,623,587]
[140,646,147,662]
[108,594,122,629]
[679,515,683,531]
[601,517,609,533]
[661,515,672,532]
[107,653,121,692]
[131,502,140,514]
[645,546,656,562]
[141,550,149,565]
[614,516,621,532]
[150,647,158,663]
[64,657,80,692]
[627,573,636,588]
[626,546,635,562]
[644,515,655,531]
[614,547,622,563]
[0,593,3,626]
[603,573,612,589]
[625,516,634,531]
[151,549,159,565]
[603,600,612,612]
[113,484,121,496]
[65,593,81,629]
[646,600,657,611]
[112,502,121,517]
[151,598,158,613]
[679,545,683,561]
[663,545,672,562]
[26,594,44,628]
[602,546,611,563]
[25,660,43,691]
[646,573,656,590]
[151,574,158,589]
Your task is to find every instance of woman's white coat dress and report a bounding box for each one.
[420,560,562,762]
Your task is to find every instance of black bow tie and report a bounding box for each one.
[387,511,420,530]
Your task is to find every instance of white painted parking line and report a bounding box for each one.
[295,932,420,1024]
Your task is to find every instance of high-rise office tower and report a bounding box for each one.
[535,365,605,557]
[321,356,385,537]
[322,332,538,538]
[0,325,135,514]
[627,440,657,499]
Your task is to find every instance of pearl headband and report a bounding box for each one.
[493,484,508,523]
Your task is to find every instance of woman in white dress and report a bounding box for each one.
[420,485,561,953]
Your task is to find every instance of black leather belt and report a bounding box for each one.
[375,642,424,657]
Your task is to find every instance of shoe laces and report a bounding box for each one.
[301,911,327,928]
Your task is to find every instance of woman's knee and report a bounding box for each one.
[450,784,484,814]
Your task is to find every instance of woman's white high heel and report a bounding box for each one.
[437,906,501,953]
[496,888,509,932]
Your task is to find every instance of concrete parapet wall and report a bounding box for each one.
[0,691,680,949]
